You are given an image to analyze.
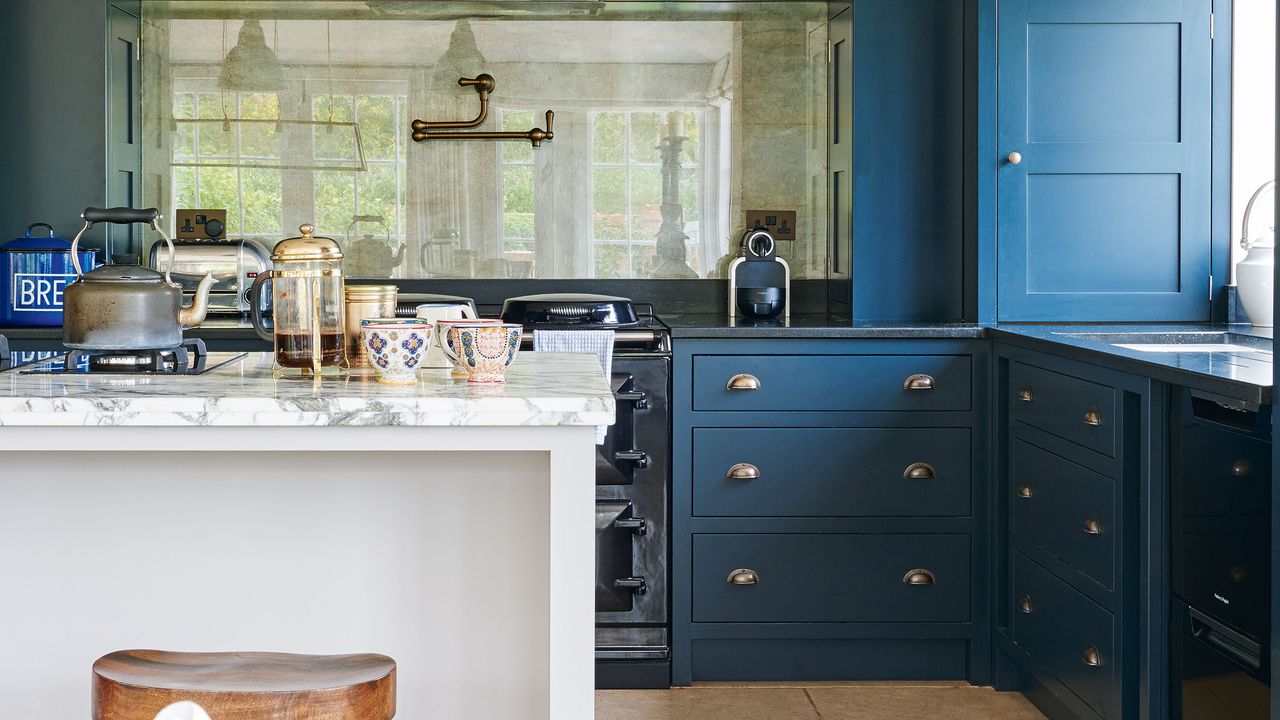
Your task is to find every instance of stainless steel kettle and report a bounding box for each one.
[62,207,215,350]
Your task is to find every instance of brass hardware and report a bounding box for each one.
[1018,387,1034,402]
[726,463,761,480]
[903,373,935,391]
[903,462,936,480]
[410,75,556,148]
[727,568,760,585]
[1083,408,1102,426]
[1082,646,1101,667]
[1231,566,1248,582]
[726,373,761,391]
[903,569,936,585]
[1017,595,1033,614]
[1083,516,1102,535]
[1232,459,1253,477]
[1016,483,1033,499]
[1007,151,1023,165]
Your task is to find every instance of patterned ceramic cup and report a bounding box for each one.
[449,323,522,383]
[361,322,432,384]
[436,318,506,378]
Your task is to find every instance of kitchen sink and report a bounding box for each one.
[1051,331,1273,355]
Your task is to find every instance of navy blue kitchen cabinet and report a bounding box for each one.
[671,339,990,684]
[994,0,1216,322]
[993,342,1167,720]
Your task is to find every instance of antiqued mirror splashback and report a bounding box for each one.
[140,1,829,279]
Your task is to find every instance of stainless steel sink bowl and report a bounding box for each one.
[1050,331,1273,354]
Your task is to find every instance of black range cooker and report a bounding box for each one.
[500,294,672,689]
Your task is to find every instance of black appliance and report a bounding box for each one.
[727,228,789,319]
[1170,390,1271,718]
[0,334,9,372]
[500,293,671,689]
[17,338,246,376]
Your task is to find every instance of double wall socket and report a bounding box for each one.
[744,210,797,243]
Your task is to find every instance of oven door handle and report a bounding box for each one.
[615,388,648,409]
[614,576,648,595]
[613,515,647,536]
[1189,607,1262,671]
[614,449,650,469]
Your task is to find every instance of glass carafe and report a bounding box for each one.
[250,224,346,375]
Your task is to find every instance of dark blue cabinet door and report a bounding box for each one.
[997,0,1212,321]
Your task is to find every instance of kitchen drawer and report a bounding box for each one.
[692,355,972,412]
[1012,551,1118,719]
[693,427,971,517]
[1176,419,1271,518]
[1011,439,1116,589]
[692,533,970,623]
[1011,361,1117,457]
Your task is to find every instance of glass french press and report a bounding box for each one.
[250,224,346,375]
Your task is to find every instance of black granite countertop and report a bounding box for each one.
[662,313,987,339]
[991,324,1274,405]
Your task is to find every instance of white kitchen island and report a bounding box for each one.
[0,351,612,720]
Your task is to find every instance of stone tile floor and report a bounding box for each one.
[596,682,1047,719]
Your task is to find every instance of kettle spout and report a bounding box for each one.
[179,273,216,328]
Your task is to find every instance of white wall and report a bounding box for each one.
[1231,0,1276,282]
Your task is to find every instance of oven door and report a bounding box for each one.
[597,373,649,485]
[596,500,647,612]
[1171,599,1269,719]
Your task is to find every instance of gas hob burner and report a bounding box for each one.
[66,337,210,374]
[500,293,640,328]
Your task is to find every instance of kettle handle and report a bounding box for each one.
[70,207,175,284]
[248,271,274,342]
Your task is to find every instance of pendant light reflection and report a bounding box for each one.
[218,19,285,92]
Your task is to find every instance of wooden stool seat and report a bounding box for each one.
[92,650,396,720]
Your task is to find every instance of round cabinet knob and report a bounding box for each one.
[1083,409,1102,426]
[903,374,935,391]
[1232,459,1253,477]
[1083,516,1102,535]
[1018,387,1034,402]
[902,569,936,586]
[1231,566,1248,583]
[1007,151,1023,165]
[1082,646,1101,667]
[726,373,761,391]
[903,462,936,480]
[727,568,760,585]
[1016,483,1034,499]
[726,463,761,480]
[1017,595,1034,614]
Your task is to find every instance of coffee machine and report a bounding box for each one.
[727,227,790,320]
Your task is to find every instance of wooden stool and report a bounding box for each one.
[92,650,396,720]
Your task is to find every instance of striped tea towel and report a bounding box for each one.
[533,329,615,444]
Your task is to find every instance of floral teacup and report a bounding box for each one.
[436,318,506,378]
[361,322,432,384]
[449,324,522,383]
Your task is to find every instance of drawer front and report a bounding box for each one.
[693,355,972,412]
[1012,439,1117,589]
[1177,420,1272,518]
[1010,361,1117,457]
[692,533,971,623]
[1013,551,1118,719]
[693,427,971,517]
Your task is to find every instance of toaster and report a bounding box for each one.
[148,238,272,315]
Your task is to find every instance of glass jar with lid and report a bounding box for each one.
[343,284,398,367]
[249,224,346,375]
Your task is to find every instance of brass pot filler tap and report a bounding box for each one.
[410,73,555,148]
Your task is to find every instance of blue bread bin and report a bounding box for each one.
[0,223,97,327]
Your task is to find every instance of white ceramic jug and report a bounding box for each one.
[416,301,477,367]
[1237,180,1275,327]
[153,701,212,720]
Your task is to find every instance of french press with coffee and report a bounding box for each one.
[250,224,346,375]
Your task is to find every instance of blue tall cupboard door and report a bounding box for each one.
[997,0,1212,321]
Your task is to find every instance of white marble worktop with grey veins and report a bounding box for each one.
[0,352,615,427]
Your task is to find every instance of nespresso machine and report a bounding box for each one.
[727,227,790,320]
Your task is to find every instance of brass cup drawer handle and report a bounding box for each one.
[726,373,761,391]
[1018,387,1034,402]
[1016,483,1034,499]
[726,463,761,480]
[727,568,760,585]
[1017,595,1033,614]
[903,373,935,391]
[902,568,936,586]
[1083,408,1102,426]
[903,462,936,480]
[1083,516,1102,535]
[1233,459,1253,477]
[1082,646,1101,667]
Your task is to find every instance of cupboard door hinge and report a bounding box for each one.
[827,42,833,63]
[1209,274,1214,300]
[1210,12,1214,40]
[136,37,141,62]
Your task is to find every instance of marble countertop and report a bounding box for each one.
[0,351,615,427]
[991,324,1274,405]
